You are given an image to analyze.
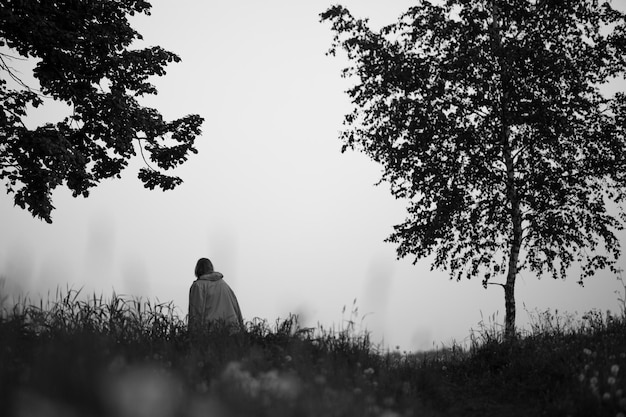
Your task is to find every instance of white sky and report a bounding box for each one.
[1,0,624,352]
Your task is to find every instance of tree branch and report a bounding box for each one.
[136,137,157,172]
[512,143,530,163]
[3,106,29,129]
[0,53,45,97]
[0,162,20,168]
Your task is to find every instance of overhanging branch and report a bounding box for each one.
[0,53,45,96]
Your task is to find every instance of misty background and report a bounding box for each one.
[1,0,624,351]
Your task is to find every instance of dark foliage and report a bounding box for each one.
[0,0,204,222]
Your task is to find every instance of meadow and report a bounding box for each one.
[1,282,625,417]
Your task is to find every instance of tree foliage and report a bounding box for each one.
[0,0,204,222]
[322,0,626,338]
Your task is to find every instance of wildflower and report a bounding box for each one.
[220,361,261,398]
[612,364,620,376]
[285,355,292,363]
[609,377,617,386]
[441,366,448,372]
[246,379,261,399]
[379,410,401,417]
[590,377,600,396]
[311,340,320,347]
[102,365,183,417]
[579,373,585,382]
[363,367,375,376]
[584,348,593,356]
[196,381,209,393]
[603,392,611,401]
[108,356,126,372]
[259,370,301,401]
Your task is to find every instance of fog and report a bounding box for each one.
[1,0,624,351]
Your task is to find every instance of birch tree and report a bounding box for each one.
[322,0,626,340]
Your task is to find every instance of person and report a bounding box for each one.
[188,258,243,334]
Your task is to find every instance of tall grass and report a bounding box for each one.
[1,282,625,417]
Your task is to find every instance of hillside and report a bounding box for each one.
[1,288,624,417]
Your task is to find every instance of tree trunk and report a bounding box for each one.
[503,279,516,340]
[504,210,521,341]
[492,0,521,342]
[503,128,522,342]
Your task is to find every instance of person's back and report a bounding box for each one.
[188,258,243,334]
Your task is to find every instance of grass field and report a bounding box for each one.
[1,283,625,417]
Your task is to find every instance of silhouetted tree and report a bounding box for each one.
[0,0,204,222]
[322,0,626,340]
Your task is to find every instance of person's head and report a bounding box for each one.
[195,258,214,278]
